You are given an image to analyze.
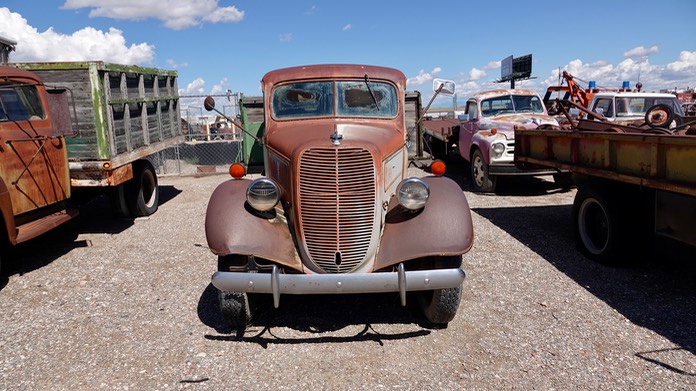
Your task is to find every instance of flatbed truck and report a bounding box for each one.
[515,119,696,264]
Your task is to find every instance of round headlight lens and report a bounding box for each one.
[397,178,430,210]
[492,142,505,158]
[246,178,280,211]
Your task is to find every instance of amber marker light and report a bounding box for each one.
[430,159,447,176]
[491,128,498,135]
[229,162,247,178]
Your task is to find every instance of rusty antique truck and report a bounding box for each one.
[424,89,565,192]
[204,64,474,331]
[515,112,696,265]
[0,62,182,271]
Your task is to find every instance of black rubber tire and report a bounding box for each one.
[125,160,159,217]
[109,183,131,217]
[218,291,252,333]
[420,284,463,326]
[572,186,628,265]
[470,148,496,192]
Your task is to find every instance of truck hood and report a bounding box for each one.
[266,120,404,160]
[479,113,559,131]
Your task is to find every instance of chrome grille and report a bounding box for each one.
[299,148,376,273]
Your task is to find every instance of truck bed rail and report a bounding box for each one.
[515,127,696,197]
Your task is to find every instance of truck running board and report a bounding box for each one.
[15,208,79,245]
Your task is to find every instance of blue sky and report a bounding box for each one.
[2,0,695,113]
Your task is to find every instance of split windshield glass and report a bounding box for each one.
[480,95,543,117]
[272,80,397,119]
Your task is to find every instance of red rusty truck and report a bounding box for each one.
[0,62,182,272]
[203,64,474,332]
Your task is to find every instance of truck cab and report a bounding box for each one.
[458,89,560,192]
[589,92,685,126]
[204,64,474,333]
[0,66,76,257]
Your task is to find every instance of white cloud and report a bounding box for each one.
[406,67,441,87]
[61,0,244,30]
[0,7,154,64]
[469,68,486,81]
[305,6,318,15]
[279,33,292,42]
[180,77,206,96]
[483,61,500,70]
[666,51,696,72]
[342,24,352,32]
[624,45,659,58]
[211,78,229,95]
[166,59,188,69]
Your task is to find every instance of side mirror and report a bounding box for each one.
[433,79,456,96]
[204,96,216,111]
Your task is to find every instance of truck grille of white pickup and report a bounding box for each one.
[299,147,376,273]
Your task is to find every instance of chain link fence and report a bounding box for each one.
[151,133,244,177]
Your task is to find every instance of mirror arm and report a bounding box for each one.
[205,97,263,144]
[416,84,445,126]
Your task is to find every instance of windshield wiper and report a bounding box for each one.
[364,74,380,111]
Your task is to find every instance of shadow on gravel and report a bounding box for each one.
[473,203,696,363]
[197,283,434,346]
[0,185,183,290]
[442,159,573,196]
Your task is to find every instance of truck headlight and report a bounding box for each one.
[246,178,280,211]
[492,142,505,158]
[396,178,429,210]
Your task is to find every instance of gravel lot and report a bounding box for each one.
[1,161,694,390]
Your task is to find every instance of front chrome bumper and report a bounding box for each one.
[211,263,466,308]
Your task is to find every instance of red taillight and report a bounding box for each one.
[430,159,446,176]
[229,162,246,178]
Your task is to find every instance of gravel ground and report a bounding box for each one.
[0,161,694,390]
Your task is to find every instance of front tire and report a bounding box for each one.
[420,285,463,326]
[219,291,252,333]
[471,148,496,192]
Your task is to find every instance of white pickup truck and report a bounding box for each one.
[588,91,685,126]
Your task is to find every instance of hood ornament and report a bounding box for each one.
[330,125,343,146]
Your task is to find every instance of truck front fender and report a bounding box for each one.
[375,176,474,270]
[205,178,302,271]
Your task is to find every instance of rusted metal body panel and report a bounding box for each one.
[515,126,696,197]
[375,176,474,269]
[0,65,74,244]
[11,61,184,187]
[0,66,71,216]
[205,178,302,271]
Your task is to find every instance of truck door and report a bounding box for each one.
[458,100,478,160]
[0,80,71,217]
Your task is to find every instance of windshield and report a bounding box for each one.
[615,97,685,117]
[0,84,45,122]
[272,80,398,119]
[480,94,543,117]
